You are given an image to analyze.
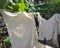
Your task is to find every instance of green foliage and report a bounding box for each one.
[2,36,11,47]
[0,27,3,33]
[0,0,9,9]
[2,36,10,43]
[0,0,29,12]
[31,0,60,17]
[54,3,60,13]
[6,2,14,10]
[13,0,29,12]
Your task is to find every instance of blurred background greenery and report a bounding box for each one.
[0,0,60,16]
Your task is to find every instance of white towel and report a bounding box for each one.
[1,10,37,48]
[38,13,59,47]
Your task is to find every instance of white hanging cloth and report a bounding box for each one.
[56,14,60,34]
[0,10,37,48]
[38,13,56,40]
[37,12,47,40]
[38,13,59,47]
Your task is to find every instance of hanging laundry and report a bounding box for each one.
[55,14,60,48]
[56,14,60,34]
[37,13,59,48]
[0,10,37,48]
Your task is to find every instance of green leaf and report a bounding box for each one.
[0,0,9,9]
[2,36,10,43]
[13,0,29,12]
